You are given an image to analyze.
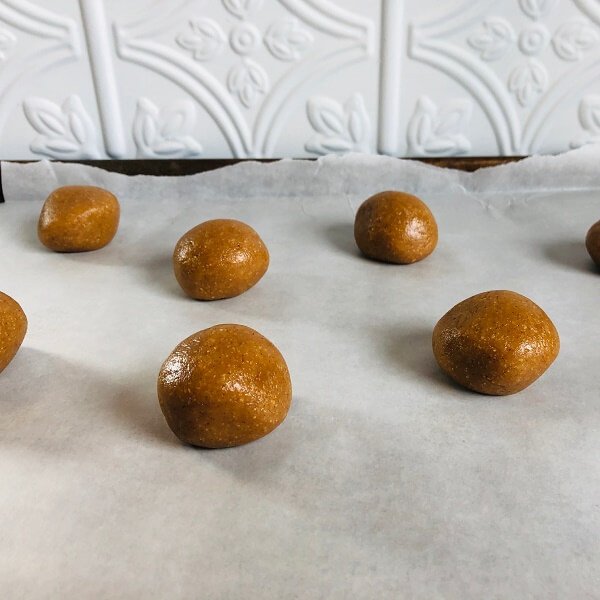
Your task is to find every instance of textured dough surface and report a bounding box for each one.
[0,292,27,375]
[433,290,560,396]
[586,220,600,267]
[38,186,120,252]
[158,324,292,448]
[173,219,269,300]
[354,191,438,264]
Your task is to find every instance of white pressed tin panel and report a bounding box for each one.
[387,0,600,156]
[110,0,380,159]
[1,0,600,159]
[0,0,100,159]
[0,0,380,160]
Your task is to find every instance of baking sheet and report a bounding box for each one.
[1,150,599,599]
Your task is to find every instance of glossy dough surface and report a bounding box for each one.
[0,292,27,375]
[158,324,292,448]
[354,191,438,264]
[173,219,269,300]
[586,220,600,267]
[38,186,120,252]
[433,290,560,396]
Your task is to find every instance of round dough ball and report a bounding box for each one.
[354,191,438,264]
[0,292,27,375]
[173,219,269,300]
[38,186,120,252]
[158,324,292,448]
[433,291,559,396]
[586,220,600,267]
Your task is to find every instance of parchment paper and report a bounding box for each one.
[1,149,599,600]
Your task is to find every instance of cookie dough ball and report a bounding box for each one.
[0,292,27,375]
[38,186,120,252]
[354,191,438,264]
[158,324,292,448]
[433,291,560,396]
[173,219,269,301]
[586,220,600,267]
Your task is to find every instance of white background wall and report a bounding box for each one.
[1,0,600,159]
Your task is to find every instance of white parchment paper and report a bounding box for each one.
[1,149,599,599]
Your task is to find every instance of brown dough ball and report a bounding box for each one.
[158,324,292,448]
[586,220,600,267]
[173,219,269,301]
[433,291,560,396]
[0,292,27,375]
[38,186,120,252]
[354,191,438,264]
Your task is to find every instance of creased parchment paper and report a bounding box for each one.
[1,148,599,600]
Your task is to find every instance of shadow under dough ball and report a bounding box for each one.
[433,290,559,396]
[0,292,27,375]
[173,219,269,300]
[158,324,292,448]
[586,220,600,267]
[354,191,438,264]
[38,186,120,252]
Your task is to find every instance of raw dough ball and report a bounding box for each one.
[0,292,27,375]
[158,324,292,448]
[432,290,559,396]
[586,220,600,267]
[38,186,120,252]
[173,219,269,300]
[354,191,438,264]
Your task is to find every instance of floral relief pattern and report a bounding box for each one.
[552,19,599,61]
[227,60,269,108]
[115,0,374,158]
[133,98,203,158]
[23,96,99,159]
[2,1,375,159]
[0,27,16,62]
[468,3,599,107]
[468,18,516,61]
[176,19,226,61]
[264,18,314,61]
[407,0,600,155]
[305,94,370,155]
[176,0,313,109]
[508,59,548,107]
[571,95,600,148]
[407,96,473,156]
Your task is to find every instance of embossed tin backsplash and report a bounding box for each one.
[1,0,599,159]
